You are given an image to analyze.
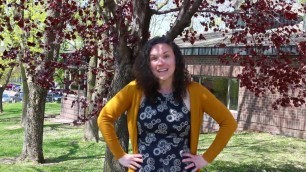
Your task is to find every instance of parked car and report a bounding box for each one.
[3,90,22,103]
[46,93,53,102]
[10,92,22,103]
[53,93,62,102]
[47,93,62,103]
[6,83,21,91]
[2,94,10,103]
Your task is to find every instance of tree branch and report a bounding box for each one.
[166,0,203,40]
[103,0,117,15]
[197,9,245,15]
[151,7,180,15]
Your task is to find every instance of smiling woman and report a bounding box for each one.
[98,36,237,172]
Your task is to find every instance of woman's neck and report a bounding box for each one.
[158,81,173,94]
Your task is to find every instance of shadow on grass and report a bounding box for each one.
[0,116,21,123]
[207,160,305,172]
[24,167,45,172]
[44,123,63,130]
[0,126,24,135]
[44,140,103,164]
[1,108,22,114]
[45,154,103,164]
[44,140,79,164]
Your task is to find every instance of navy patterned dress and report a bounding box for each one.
[136,92,192,172]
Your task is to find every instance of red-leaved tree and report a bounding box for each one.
[0,0,305,171]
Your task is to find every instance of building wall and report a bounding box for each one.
[185,56,306,139]
[60,94,85,121]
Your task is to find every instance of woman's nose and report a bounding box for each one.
[157,58,164,65]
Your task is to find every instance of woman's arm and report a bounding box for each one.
[200,86,238,163]
[97,84,133,160]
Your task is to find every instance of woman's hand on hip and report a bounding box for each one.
[182,153,208,172]
[118,154,143,170]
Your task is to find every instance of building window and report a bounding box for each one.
[192,76,239,110]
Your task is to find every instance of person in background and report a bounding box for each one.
[98,36,237,172]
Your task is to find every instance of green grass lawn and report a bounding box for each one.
[0,102,105,172]
[0,103,305,172]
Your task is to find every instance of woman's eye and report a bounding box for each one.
[150,57,157,61]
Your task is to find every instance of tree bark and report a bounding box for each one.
[20,60,29,127]
[166,0,203,40]
[0,87,5,113]
[19,5,29,127]
[85,47,115,141]
[303,14,306,31]
[19,84,47,163]
[84,55,99,142]
[84,116,99,142]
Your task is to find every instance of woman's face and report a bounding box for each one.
[149,43,176,85]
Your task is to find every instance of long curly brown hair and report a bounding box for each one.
[133,36,191,102]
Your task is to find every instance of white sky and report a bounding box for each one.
[149,0,236,37]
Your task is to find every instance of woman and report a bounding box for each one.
[98,36,237,172]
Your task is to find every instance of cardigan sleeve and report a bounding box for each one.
[97,83,133,160]
[199,85,238,163]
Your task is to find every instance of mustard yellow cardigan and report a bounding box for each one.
[98,80,237,170]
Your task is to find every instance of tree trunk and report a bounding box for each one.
[84,55,99,142]
[0,87,5,113]
[103,59,133,172]
[19,84,47,163]
[20,62,29,127]
[84,51,114,141]
[84,116,99,142]
[303,14,306,31]
[19,5,29,127]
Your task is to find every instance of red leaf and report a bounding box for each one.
[17,20,24,28]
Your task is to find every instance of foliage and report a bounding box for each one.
[1,0,305,110]
[0,64,12,85]
[217,0,306,109]
[0,0,114,117]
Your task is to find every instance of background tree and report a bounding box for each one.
[0,0,115,162]
[0,0,18,113]
[1,0,67,162]
[218,0,306,109]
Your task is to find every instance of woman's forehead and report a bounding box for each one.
[150,43,173,55]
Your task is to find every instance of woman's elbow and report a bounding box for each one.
[231,119,238,133]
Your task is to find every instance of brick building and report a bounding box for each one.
[175,32,306,139]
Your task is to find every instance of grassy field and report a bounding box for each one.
[0,103,305,172]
